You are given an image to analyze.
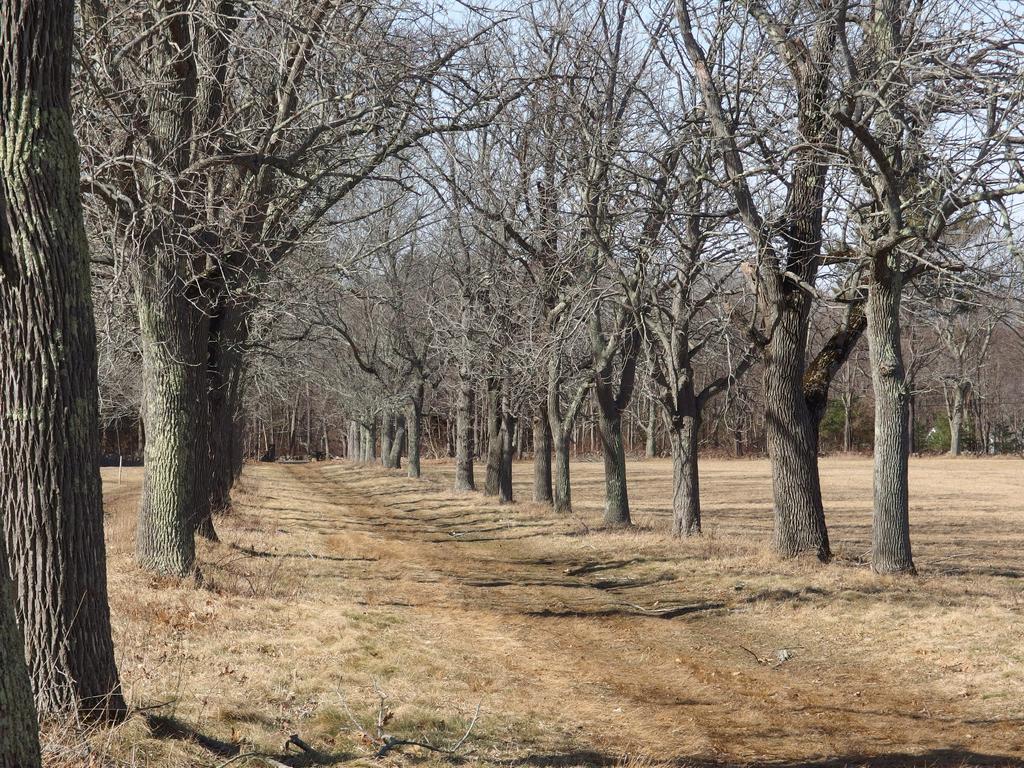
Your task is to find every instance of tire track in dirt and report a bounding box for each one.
[267,462,1024,766]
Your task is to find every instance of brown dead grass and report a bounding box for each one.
[50,456,1024,767]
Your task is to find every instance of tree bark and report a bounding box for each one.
[407,382,424,478]
[137,267,212,568]
[388,415,405,469]
[347,420,357,459]
[842,391,854,453]
[205,313,243,518]
[592,321,639,528]
[668,416,701,537]
[0,0,125,720]
[532,402,553,503]
[551,428,573,514]
[595,405,631,527]
[499,407,515,504]
[948,382,970,457]
[0,552,40,767]
[378,415,389,468]
[645,399,657,458]
[454,372,475,490]
[866,265,915,574]
[907,387,916,455]
[546,352,587,515]
[484,378,502,496]
[361,420,377,463]
[207,299,248,517]
[764,323,831,560]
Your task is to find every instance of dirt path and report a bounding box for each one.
[242,461,1024,767]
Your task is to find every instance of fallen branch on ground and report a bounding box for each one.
[338,682,483,759]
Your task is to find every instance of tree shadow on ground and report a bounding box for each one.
[143,714,355,766]
[508,748,1024,768]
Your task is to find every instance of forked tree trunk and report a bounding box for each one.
[0,0,125,720]
[484,379,502,496]
[866,267,915,574]
[532,403,553,503]
[455,373,476,490]
[0,556,40,767]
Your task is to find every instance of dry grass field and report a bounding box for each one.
[58,456,1024,767]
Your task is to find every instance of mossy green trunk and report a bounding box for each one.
[0,0,124,724]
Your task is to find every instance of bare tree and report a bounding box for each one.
[830,0,1024,572]
[675,0,850,560]
[1,0,124,721]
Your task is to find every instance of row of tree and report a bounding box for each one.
[83,0,1024,579]
[2,0,1024,762]
[213,0,1024,573]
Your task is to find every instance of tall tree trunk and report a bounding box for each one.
[645,399,657,458]
[137,272,212,565]
[547,352,587,515]
[207,302,247,516]
[764,321,830,560]
[347,420,357,459]
[907,388,916,455]
[0,0,125,720]
[362,420,377,463]
[660,363,701,536]
[595,404,631,527]
[388,415,405,470]
[866,266,914,574]
[287,400,298,457]
[551,428,572,514]
[484,378,502,495]
[381,412,395,468]
[592,318,638,528]
[499,406,515,504]
[407,383,424,478]
[842,391,854,452]
[948,382,969,457]
[668,415,701,537]
[455,372,475,490]
[532,402,553,503]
